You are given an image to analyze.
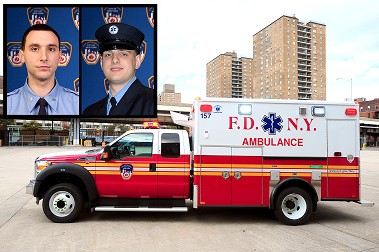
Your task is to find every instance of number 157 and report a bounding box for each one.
[201,113,211,119]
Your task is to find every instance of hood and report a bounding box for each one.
[37,148,102,162]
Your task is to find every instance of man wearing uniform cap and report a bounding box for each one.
[7,24,79,115]
[82,22,154,116]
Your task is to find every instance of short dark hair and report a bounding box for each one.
[21,24,60,50]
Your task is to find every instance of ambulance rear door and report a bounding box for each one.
[327,119,359,199]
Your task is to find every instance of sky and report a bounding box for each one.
[2,0,379,103]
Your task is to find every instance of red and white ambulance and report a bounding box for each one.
[26,98,373,225]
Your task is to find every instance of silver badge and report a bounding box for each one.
[109,25,118,35]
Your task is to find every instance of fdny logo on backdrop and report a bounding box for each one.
[59,42,72,66]
[148,76,154,89]
[261,113,283,135]
[72,7,79,30]
[27,7,48,26]
[104,78,110,94]
[146,7,154,28]
[120,164,133,180]
[81,40,100,65]
[139,41,147,63]
[102,7,123,23]
[7,42,24,67]
[74,78,79,93]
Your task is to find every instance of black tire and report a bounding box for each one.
[274,187,313,225]
[42,183,84,223]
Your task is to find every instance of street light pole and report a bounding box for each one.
[350,78,353,101]
[337,77,353,101]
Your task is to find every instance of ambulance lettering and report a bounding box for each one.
[228,113,316,147]
[242,137,304,146]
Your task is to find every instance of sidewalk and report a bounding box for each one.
[362,146,379,151]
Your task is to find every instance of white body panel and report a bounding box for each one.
[187,98,359,158]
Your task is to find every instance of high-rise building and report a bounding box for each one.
[252,15,326,100]
[158,84,181,104]
[206,52,253,98]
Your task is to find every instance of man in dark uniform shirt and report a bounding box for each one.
[83,23,154,116]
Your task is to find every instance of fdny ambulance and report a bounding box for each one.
[26,98,372,225]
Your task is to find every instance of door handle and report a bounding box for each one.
[222,171,230,180]
[234,171,242,180]
[149,163,156,172]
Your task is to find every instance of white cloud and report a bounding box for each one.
[363,68,379,80]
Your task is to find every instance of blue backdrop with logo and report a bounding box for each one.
[5,5,156,117]
[81,6,155,114]
[5,6,79,101]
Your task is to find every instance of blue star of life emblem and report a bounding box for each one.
[261,113,283,135]
[109,25,118,34]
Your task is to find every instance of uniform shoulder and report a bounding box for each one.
[7,87,22,97]
[83,97,108,115]
[61,87,79,96]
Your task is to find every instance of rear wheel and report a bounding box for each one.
[274,187,313,225]
[42,183,84,223]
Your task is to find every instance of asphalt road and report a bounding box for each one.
[0,146,378,251]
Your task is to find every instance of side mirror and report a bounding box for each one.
[101,145,111,161]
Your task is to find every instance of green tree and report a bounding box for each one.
[107,124,116,135]
[21,121,42,131]
[0,119,15,129]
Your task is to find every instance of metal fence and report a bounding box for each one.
[9,135,69,146]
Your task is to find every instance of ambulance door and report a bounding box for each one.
[200,146,232,206]
[231,147,263,206]
[327,120,359,199]
[96,132,157,198]
[157,132,188,198]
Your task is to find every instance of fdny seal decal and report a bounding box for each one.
[104,78,110,94]
[120,164,133,180]
[59,42,72,67]
[72,7,79,30]
[148,76,154,89]
[74,78,79,93]
[214,105,222,113]
[27,7,48,26]
[81,40,100,65]
[7,42,24,67]
[102,7,123,24]
[146,7,154,28]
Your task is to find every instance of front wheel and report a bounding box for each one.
[42,183,84,223]
[274,187,313,225]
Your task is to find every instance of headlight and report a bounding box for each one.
[34,158,51,177]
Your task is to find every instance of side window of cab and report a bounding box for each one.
[109,133,153,159]
[161,133,180,158]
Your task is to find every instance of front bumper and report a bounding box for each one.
[26,180,36,195]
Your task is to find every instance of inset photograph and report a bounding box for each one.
[80,6,156,117]
[5,6,79,116]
